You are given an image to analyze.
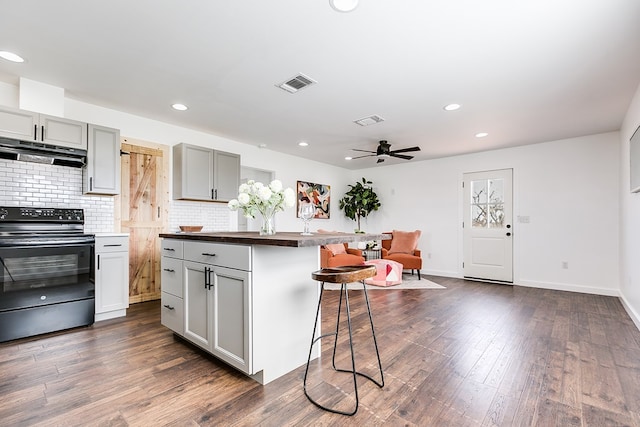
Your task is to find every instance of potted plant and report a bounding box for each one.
[338,177,381,233]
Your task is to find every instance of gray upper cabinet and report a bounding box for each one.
[213,150,241,202]
[83,124,121,195]
[173,143,240,202]
[0,105,87,150]
[0,106,37,141]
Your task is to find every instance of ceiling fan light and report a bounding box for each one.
[329,0,359,13]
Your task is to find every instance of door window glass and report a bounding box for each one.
[471,179,504,228]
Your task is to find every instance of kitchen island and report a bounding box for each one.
[158,231,388,385]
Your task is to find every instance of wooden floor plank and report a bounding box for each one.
[1,276,640,425]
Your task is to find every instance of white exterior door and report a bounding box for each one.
[463,169,513,283]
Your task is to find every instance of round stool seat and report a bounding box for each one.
[311,265,376,284]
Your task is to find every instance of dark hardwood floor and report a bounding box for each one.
[2,276,640,426]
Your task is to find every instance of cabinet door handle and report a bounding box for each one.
[214,189,218,199]
[41,126,45,141]
[104,244,122,247]
[97,254,100,270]
[163,248,175,251]
[34,124,38,140]
[163,304,175,310]
[201,252,216,257]
[89,177,93,191]
[211,189,214,200]
[163,268,175,273]
[204,266,211,289]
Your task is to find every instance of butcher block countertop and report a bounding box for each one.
[158,231,390,248]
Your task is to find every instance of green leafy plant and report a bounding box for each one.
[338,177,381,233]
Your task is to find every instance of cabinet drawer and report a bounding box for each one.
[184,241,251,271]
[161,239,183,258]
[161,292,184,335]
[95,236,129,252]
[161,256,183,297]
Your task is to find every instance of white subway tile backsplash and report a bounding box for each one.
[0,159,115,233]
[0,159,232,234]
[169,200,231,232]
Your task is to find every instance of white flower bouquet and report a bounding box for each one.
[228,180,295,234]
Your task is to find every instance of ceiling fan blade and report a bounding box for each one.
[390,153,414,160]
[351,154,376,160]
[376,158,385,163]
[389,146,421,154]
[351,148,376,153]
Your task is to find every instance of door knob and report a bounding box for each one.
[506,232,512,236]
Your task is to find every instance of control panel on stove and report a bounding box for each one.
[0,207,84,222]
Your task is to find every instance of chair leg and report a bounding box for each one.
[304,281,384,416]
[417,270,421,280]
[359,281,384,388]
[304,282,359,416]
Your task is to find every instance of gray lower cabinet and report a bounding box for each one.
[83,124,121,195]
[95,235,130,321]
[172,142,240,202]
[161,239,184,334]
[0,105,87,150]
[162,239,253,375]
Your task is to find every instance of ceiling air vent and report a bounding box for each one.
[277,73,316,93]
[354,115,385,126]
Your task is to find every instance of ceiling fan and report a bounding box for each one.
[351,140,421,163]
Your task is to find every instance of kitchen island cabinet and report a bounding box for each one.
[159,231,388,384]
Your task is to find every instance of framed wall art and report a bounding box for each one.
[296,181,330,218]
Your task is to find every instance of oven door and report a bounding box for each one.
[0,241,94,312]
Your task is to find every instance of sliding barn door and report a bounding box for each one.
[118,139,169,303]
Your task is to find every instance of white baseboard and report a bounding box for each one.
[619,293,640,332]
[422,269,461,279]
[516,279,619,297]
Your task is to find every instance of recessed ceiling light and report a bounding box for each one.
[475,132,489,138]
[0,51,24,63]
[258,143,267,148]
[298,141,309,147]
[171,103,188,111]
[329,0,359,12]
[345,156,353,160]
[443,103,461,111]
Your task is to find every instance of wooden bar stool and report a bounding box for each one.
[304,265,384,416]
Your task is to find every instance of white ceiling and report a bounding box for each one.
[1,0,639,169]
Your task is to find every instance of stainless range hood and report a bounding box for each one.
[0,137,86,168]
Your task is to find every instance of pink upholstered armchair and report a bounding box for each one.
[381,230,423,280]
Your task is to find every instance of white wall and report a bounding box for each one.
[620,82,640,328]
[355,132,621,296]
[0,80,355,234]
[0,80,627,300]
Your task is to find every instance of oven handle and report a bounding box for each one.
[0,237,96,248]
